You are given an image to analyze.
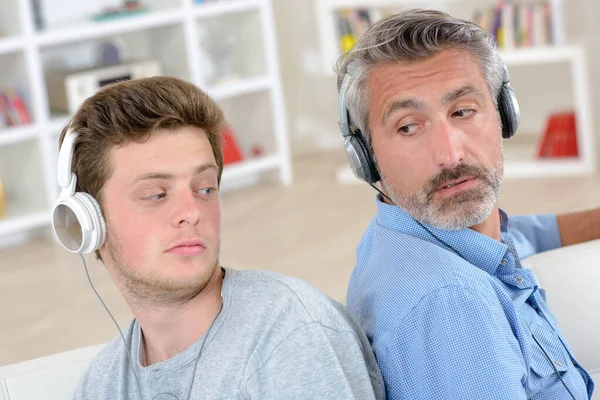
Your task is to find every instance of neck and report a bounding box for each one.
[130,267,224,366]
[470,205,501,241]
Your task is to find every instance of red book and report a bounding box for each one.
[0,91,20,125]
[0,90,14,126]
[537,112,578,158]
[7,88,32,125]
[221,125,244,165]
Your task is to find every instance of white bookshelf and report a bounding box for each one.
[0,0,292,243]
[315,0,596,182]
[0,36,25,55]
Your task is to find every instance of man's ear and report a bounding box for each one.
[96,232,109,264]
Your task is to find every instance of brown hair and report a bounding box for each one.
[59,76,225,208]
[59,77,225,260]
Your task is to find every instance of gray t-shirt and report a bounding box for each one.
[74,268,385,399]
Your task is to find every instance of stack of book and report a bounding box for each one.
[336,8,389,53]
[473,1,558,49]
[0,88,32,129]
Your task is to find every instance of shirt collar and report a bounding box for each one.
[375,194,509,276]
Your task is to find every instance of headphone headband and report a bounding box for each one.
[53,129,106,254]
[338,71,354,138]
[57,130,77,191]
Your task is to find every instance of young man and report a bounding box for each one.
[53,77,384,399]
[336,9,596,400]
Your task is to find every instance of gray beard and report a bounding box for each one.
[380,156,504,231]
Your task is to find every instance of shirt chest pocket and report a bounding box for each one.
[528,321,571,379]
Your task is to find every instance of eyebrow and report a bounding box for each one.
[130,163,218,186]
[381,98,427,125]
[441,85,486,106]
[381,84,487,126]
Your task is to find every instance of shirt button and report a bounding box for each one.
[515,276,523,284]
[554,360,563,366]
[500,258,508,265]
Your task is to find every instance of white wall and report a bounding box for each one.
[272,1,342,154]
[273,0,600,157]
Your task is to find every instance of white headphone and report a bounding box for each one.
[52,130,106,254]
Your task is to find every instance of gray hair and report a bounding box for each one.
[335,9,505,147]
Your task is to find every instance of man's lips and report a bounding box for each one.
[435,176,478,195]
[167,240,206,256]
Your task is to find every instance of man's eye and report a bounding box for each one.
[398,123,419,135]
[144,193,166,201]
[197,187,216,196]
[453,109,476,118]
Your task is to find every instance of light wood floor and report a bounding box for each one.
[1,149,599,366]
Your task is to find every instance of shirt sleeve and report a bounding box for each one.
[244,322,385,400]
[508,214,562,258]
[381,285,527,400]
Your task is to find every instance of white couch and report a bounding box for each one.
[522,238,600,396]
[1,240,599,399]
[0,344,103,400]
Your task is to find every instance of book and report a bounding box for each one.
[472,1,557,49]
[0,91,15,127]
[6,88,32,125]
[537,111,578,158]
[337,10,357,53]
[335,8,387,53]
[0,87,32,128]
[221,125,244,165]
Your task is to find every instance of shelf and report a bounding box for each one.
[0,210,50,238]
[208,75,272,101]
[0,125,38,147]
[0,36,24,56]
[504,158,594,178]
[0,0,292,243]
[499,45,580,67]
[36,8,184,48]
[222,155,280,182]
[194,0,261,19]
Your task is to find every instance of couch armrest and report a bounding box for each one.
[521,239,600,375]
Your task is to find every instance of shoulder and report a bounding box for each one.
[349,227,501,340]
[229,270,383,396]
[353,231,492,305]
[228,268,356,329]
[75,323,135,398]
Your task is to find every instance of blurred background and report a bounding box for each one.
[0,0,599,367]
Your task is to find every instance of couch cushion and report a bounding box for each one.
[0,344,104,400]
[521,238,600,397]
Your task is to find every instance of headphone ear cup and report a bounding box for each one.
[52,192,106,254]
[76,192,106,254]
[344,132,380,184]
[498,83,521,139]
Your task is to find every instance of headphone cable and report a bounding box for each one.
[369,183,465,259]
[80,253,145,400]
[368,183,578,399]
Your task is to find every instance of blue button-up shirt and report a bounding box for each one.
[347,196,594,400]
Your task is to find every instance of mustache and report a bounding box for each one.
[425,164,490,201]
